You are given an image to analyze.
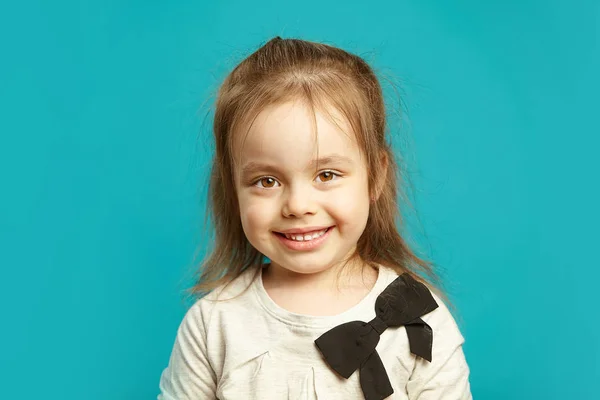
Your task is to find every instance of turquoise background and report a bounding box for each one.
[1,0,598,398]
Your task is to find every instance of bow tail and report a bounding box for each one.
[405,317,434,362]
[359,350,394,400]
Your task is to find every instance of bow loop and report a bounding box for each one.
[315,320,380,378]
[374,274,439,327]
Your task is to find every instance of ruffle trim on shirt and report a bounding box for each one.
[216,348,323,400]
[217,349,270,399]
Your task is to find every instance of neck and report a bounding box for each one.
[261,257,379,316]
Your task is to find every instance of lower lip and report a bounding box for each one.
[274,227,334,251]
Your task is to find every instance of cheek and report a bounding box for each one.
[238,195,276,236]
[326,180,371,227]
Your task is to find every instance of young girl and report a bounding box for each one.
[158,37,471,400]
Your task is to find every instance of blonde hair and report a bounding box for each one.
[187,36,441,299]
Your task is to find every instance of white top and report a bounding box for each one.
[158,265,472,399]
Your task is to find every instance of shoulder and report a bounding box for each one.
[203,266,260,302]
[181,267,261,332]
[425,291,465,346]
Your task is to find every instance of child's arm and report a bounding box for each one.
[157,303,217,400]
[406,294,472,400]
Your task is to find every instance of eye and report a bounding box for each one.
[254,176,280,189]
[316,170,341,183]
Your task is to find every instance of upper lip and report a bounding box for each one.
[276,226,332,234]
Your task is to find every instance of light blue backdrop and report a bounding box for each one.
[1,1,598,398]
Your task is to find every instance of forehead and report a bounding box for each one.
[232,100,362,171]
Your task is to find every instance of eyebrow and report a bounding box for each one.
[241,154,354,177]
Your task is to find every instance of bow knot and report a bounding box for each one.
[368,316,387,335]
[314,273,439,400]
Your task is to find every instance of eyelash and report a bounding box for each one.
[252,170,342,189]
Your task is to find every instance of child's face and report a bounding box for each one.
[233,100,371,276]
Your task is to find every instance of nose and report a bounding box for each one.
[281,183,316,218]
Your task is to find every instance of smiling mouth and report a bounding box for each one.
[275,227,332,242]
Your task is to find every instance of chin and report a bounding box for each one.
[270,256,337,275]
[288,265,331,275]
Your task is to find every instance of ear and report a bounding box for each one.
[370,151,389,203]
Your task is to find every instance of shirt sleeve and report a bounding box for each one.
[157,302,217,400]
[406,293,472,400]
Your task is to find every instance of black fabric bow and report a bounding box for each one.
[314,273,439,400]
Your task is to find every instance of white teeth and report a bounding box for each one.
[284,228,328,241]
